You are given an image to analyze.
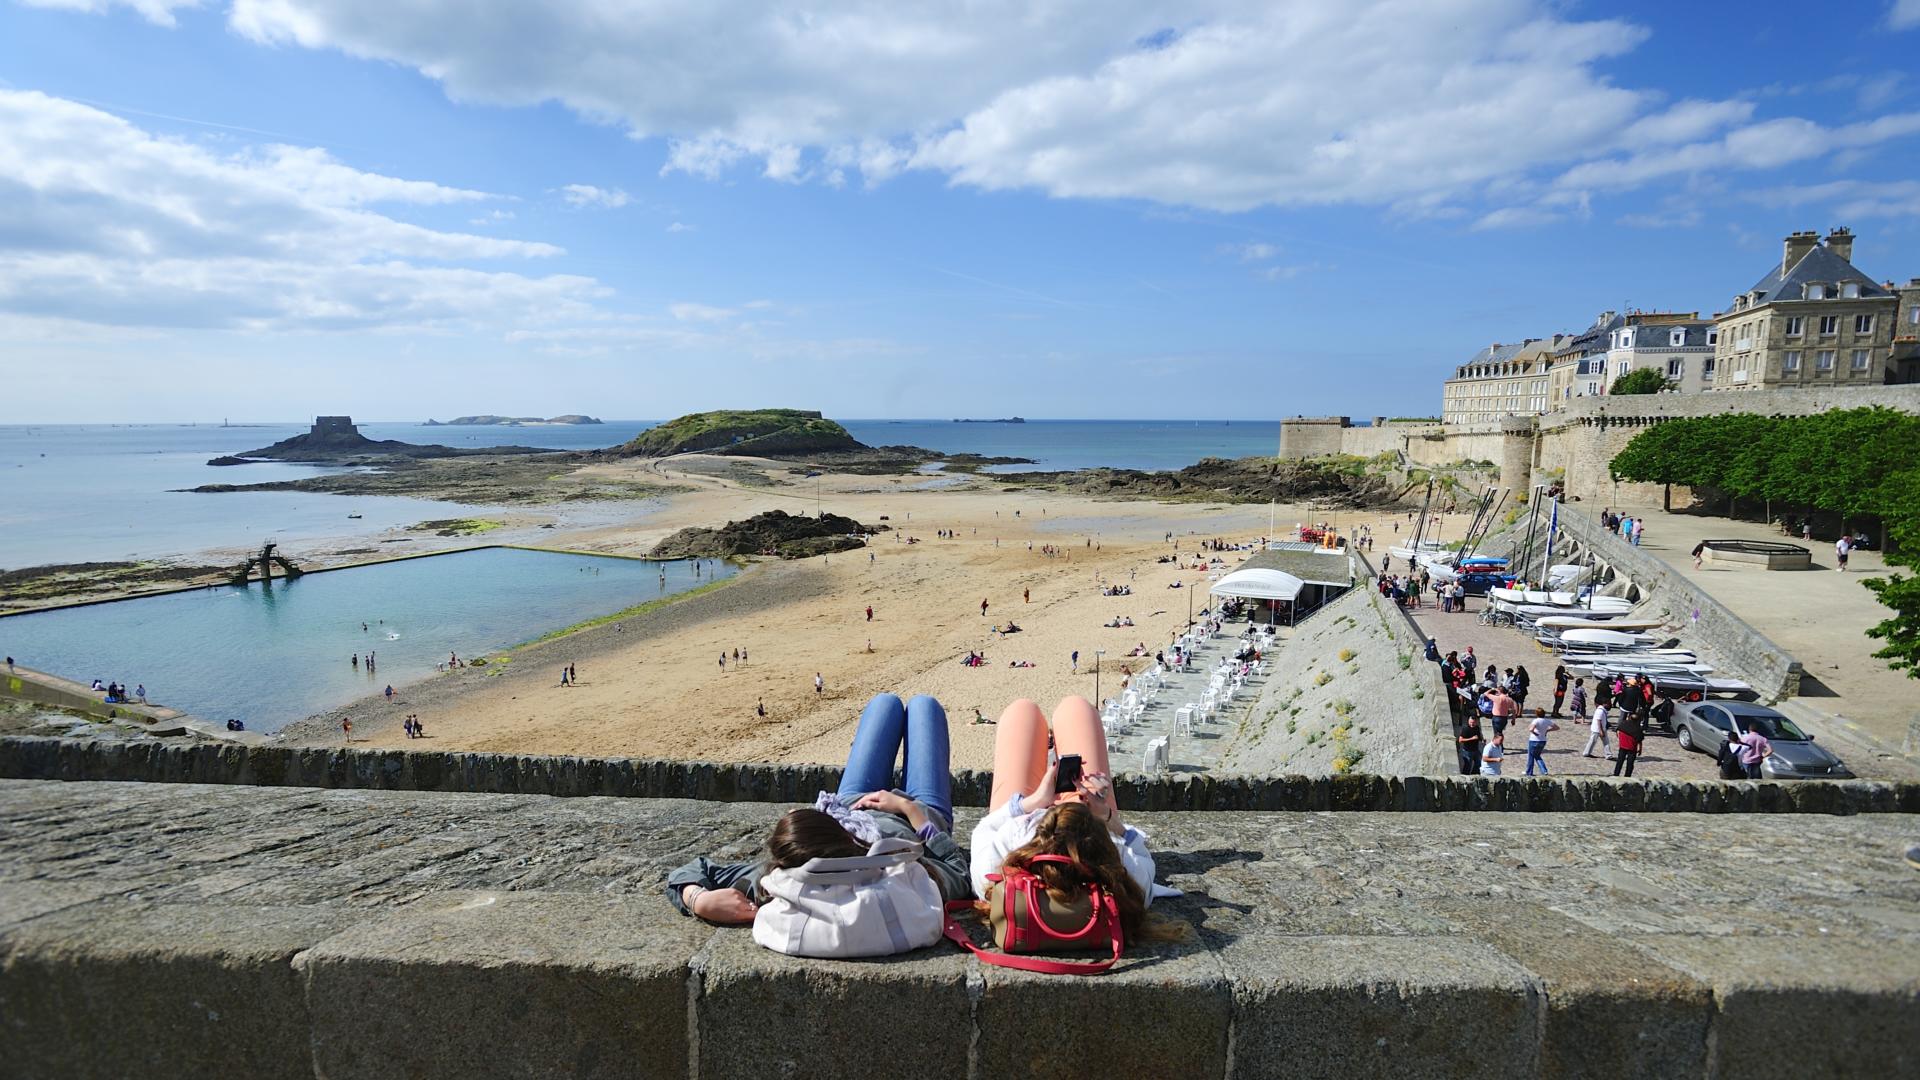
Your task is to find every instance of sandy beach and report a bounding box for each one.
[286,453,1418,769]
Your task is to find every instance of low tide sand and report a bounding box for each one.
[289,455,1420,769]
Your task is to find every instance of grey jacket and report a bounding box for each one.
[666,800,972,916]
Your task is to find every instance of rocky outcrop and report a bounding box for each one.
[619,410,862,458]
[648,509,881,559]
[215,416,551,465]
[996,456,1404,507]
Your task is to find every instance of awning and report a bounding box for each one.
[1209,568,1306,601]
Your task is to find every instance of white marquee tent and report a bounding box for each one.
[1209,568,1306,602]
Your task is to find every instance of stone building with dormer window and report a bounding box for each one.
[1710,228,1898,390]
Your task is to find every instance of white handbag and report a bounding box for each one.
[751,836,945,958]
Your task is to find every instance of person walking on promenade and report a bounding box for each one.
[1630,519,1643,547]
[1524,709,1559,775]
[1613,710,1643,777]
[1486,685,1517,738]
[1692,541,1706,570]
[1551,666,1569,717]
[1835,534,1852,572]
[1462,647,1477,683]
[1480,732,1505,776]
[1582,695,1609,758]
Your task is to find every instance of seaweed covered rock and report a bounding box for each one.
[996,456,1402,507]
[648,510,883,559]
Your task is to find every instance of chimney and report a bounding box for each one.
[1783,230,1820,272]
[1825,227,1854,262]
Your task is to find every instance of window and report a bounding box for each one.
[1671,329,1686,346]
[1911,306,1919,327]
[1808,284,1827,300]
[1784,316,1803,337]
[1816,350,1835,370]
[1855,314,1874,334]
[1620,331,1633,348]
[1852,349,1870,370]
[1703,357,1716,376]
[1667,358,1685,377]
[1783,351,1801,372]
[1842,283,1860,299]
[1819,315,1839,335]
[1707,329,1719,346]
[1737,326,1753,348]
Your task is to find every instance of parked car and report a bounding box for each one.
[1671,701,1854,779]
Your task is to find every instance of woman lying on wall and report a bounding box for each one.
[666,693,971,933]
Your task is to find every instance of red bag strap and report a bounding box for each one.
[940,901,1124,976]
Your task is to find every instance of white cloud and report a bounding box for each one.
[665,221,695,233]
[1471,205,1562,231]
[1559,113,1920,191]
[0,89,596,332]
[668,301,736,322]
[559,183,629,208]
[469,209,516,226]
[1221,242,1277,262]
[1891,1,1920,31]
[1749,179,1920,220]
[213,0,1689,212]
[18,0,202,28]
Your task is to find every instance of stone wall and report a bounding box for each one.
[5,735,1912,814]
[1275,416,1350,458]
[3,779,1918,1080]
[1319,386,1920,506]
[1218,580,1452,777]
[1540,506,1803,699]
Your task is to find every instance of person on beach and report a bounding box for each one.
[351,654,358,669]
[971,696,1159,908]
[342,718,352,740]
[981,598,990,617]
[384,685,394,701]
[568,663,576,684]
[814,672,824,695]
[719,653,727,672]
[866,605,874,622]
[667,693,971,925]
[560,667,571,687]
[1024,588,1030,604]
[1551,666,1568,717]
[756,698,766,718]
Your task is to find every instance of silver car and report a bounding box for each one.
[1672,701,1854,780]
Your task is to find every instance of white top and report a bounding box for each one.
[1591,704,1609,732]
[969,792,1159,903]
[1835,538,1851,556]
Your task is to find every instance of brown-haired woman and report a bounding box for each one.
[969,696,1160,903]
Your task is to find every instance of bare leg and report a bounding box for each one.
[1049,695,1119,827]
[989,699,1049,811]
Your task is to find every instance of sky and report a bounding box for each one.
[3,0,1920,424]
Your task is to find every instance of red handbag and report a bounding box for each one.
[942,854,1124,975]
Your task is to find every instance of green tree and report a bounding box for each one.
[1609,368,1674,395]
[1864,467,1920,679]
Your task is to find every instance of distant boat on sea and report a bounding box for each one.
[953,417,1025,424]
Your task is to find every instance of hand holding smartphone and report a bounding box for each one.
[1054,754,1083,792]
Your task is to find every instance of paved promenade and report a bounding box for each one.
[2,778,1916,1078]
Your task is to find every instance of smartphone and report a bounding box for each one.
[1054,754,1083,793]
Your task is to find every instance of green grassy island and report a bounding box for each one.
[617,409,862,457]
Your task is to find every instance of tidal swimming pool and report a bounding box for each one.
[0,547,734,731]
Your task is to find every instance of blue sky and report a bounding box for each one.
[3,0,1919,423]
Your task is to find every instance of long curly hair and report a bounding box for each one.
[1002,802,1147,941]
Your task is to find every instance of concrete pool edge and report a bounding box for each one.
[0,544,741,618]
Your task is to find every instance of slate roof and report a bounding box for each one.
[1743,244,1892,304]
[1615,321,1713,349]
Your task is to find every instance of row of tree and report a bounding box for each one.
[1607,407,1920,679]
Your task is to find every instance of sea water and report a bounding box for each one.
[0,547,732,731]
[0,419,1281,568]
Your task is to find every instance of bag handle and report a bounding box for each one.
[1008,856,1109,942]
[941,901,1124,976]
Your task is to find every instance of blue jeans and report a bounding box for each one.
[1525,740,1549,775]
[838,694,952,830]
